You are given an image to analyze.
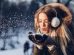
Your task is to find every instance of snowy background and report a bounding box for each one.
[0,0,74,55]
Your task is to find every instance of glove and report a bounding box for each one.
[35,34,48,43]
[28,32,47,45]
[28,32,56,45]
[45,36,56,45]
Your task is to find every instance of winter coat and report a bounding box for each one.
[32,36,74,55]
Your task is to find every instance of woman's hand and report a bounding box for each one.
[28,33,48,45]
[28,32,56,45]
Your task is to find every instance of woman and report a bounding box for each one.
[29,3,74,55]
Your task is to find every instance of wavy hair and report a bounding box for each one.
[34,3,72,55]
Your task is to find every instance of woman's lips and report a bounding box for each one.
[42,28,47,31]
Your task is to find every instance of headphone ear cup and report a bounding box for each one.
[51,17,60,28]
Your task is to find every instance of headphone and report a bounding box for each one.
[51,8,61,28]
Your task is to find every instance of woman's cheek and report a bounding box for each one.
[39,23,43,28]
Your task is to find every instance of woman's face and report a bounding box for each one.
[38,13,49,34]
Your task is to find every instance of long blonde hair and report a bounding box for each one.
[34,3,72,55]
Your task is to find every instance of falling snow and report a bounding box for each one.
[1,0,74,55]
[0,0,41,54]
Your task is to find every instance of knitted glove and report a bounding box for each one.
[28,32,47,45]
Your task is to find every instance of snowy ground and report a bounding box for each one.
[0,47,32,55]
[0,29,33,55]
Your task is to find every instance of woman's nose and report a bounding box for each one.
[43,22,46,27]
